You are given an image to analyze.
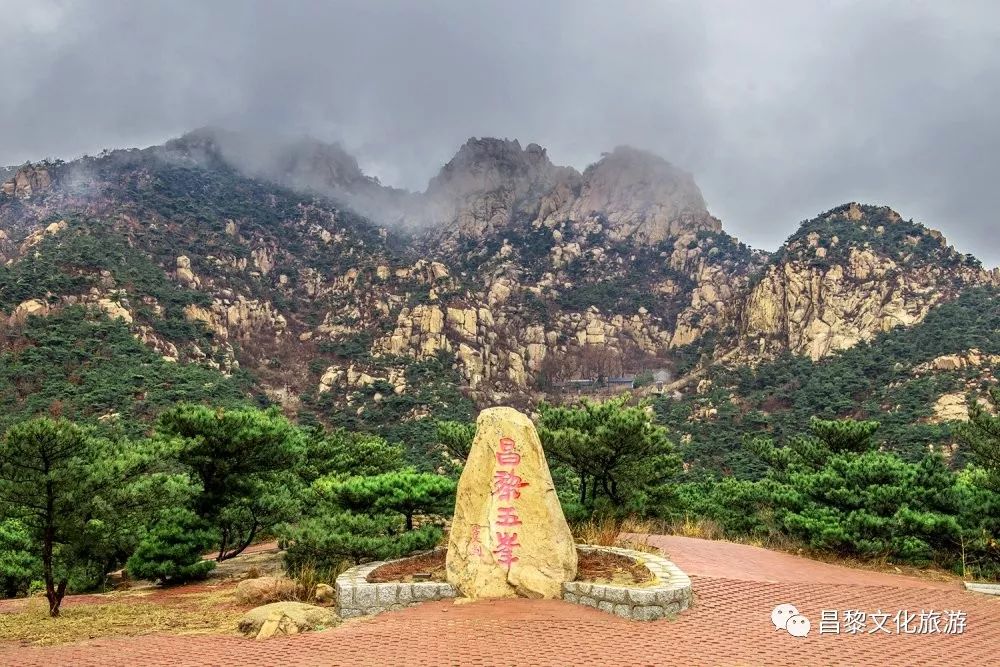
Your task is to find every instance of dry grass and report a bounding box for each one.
[292,560,352,601]
[0,591,240,647]
[783,548,963,584]
[572,515,663,553]
[573,515,621,546]
[655,517,965,585]
[665,515,725,541]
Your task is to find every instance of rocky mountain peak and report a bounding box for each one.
[742,202,992,361]
[569,146,719,243]
[426,137,564,199]
[1,163,53,199]
[165,127,373,193]
[422,139,722,248]
[421,138,572,241]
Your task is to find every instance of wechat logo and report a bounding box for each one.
[772,603,811,637]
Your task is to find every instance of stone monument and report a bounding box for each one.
[446,407,577,599]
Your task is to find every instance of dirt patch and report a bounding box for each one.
[0,589,242,646]
[368,550,447,583]
[575,550,652,585]
[367,548,652,586]
[208,543,286,582]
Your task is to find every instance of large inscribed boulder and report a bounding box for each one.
[446,407,577,599]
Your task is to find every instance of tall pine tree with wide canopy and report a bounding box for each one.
[0,418,187,615]
[156,404,306,561]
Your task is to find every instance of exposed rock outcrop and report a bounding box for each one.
[741,205,993,360]
[1,164,52,198]
[446,407,576,599]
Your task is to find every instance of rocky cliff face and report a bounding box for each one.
[1,164,52,198]
[0,134,995,418]
[420,140,719,250]
[741,204,996,360]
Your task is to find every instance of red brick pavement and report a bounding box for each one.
[3,537,998,666]
[643,534,960,590]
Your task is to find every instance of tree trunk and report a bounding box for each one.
[601,477,622,505]
[220,522,258,561]
[217,528,230,562]
[405,513,414,531]
[43,479,60,617]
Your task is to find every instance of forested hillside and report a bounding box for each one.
[1,131,999,615]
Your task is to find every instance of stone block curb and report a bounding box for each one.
[561,545,692,621]
[335,545,692,622]
[335,557,457,619]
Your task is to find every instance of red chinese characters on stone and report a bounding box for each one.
[493,531,521,567]
[495,437,521,467]
[467,525,487,560]
[493,470,528,501]
[496,506,522,526]
[491,436,527,569]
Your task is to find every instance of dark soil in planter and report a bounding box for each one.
[366,547,653,586]
[368,550,447,583]
[576,549,652,585]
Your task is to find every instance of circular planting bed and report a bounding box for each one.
[336,545,691,621]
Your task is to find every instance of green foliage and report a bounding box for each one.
[776,204,980,270]
[281,465,452,570]
[300,429,404,482]
[954,467,1000,579]
[554,278,659,315]
[674,477,775,537]
[0,519,40,598]
[0,418,188,614]
[436,420,476,462]
[317,333,375,360]
[661,287,1000,476]
[773,449,962,565]
[281,512,441,569]
[317,471,456,530]
[126,509,217,584]
[633,370,655,388]
[0,307,253,437]
[537,395,682,515]
[155,404,306,560]
[807,417,880,453]
[677,418,995,574]
[308,353,476,469]
[0,223,211,340]
[958,387,1000,491]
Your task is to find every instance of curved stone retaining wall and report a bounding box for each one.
[335,561,456,619]
[335,545,691,622]
[562,545,693,621]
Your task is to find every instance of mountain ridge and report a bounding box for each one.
[0,131,995,433]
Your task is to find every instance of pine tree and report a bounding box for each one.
[319,471,456,530]
[0,418,180,615]
[299,429,404,482]
[436,420,476,461]
[958,387,1000,491]
[0,519,39,598]
[126,508,217,584]
[156,404,306,560]
[537,395,682,512]
[281,512,441,569]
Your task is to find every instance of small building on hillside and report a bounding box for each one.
[606,374,637,389]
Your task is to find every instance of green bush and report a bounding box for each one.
[537,395,682,515]
[126,509,218,584]
[0,519,40,598]
[281,512,441,569]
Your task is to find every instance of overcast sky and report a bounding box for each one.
[2,0,998,265]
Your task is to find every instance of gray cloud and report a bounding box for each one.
[2,0,998,265]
